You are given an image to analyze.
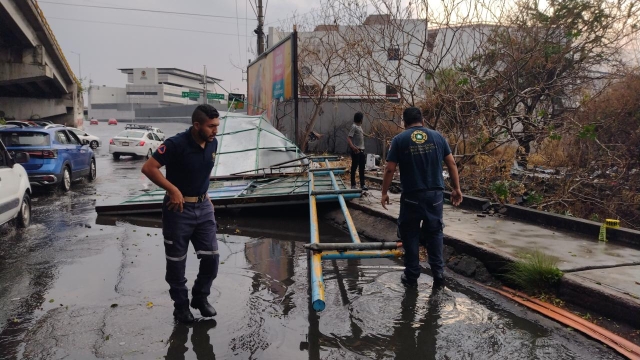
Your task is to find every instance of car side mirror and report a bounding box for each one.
[82,139,89,145]
[15,152,30,164]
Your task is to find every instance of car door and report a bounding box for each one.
[0,141,20,225]
[65,130,90,173]
[151,133,162,147]
[145,133,158,152]
[54,130,76,172]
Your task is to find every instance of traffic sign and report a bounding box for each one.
[207,93,225,100]
[182,91,200,98]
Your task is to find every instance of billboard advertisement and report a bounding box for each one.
[247,36,294,119]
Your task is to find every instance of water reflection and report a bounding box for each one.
[166,320,218,360]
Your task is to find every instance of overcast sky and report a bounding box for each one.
[41,0,316,95]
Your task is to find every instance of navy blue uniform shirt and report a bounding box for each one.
[152,127,217,196]
[386,126,451,193]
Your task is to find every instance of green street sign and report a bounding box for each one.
[182,91,200,98]
[207,93,225,100]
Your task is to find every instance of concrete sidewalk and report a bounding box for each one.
[346,190,640,327]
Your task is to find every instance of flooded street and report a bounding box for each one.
[0,122,623,359]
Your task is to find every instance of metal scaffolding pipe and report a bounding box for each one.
[304,242,402,251]
[308,167,346,173]
[325,160,361,244]
[308,172,325,312]
[311,189,362,196]
[320,250,403,260]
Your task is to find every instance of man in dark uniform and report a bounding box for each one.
[141,104,220,323]
[380,107,463,289]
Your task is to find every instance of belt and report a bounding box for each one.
[182,193,209,203]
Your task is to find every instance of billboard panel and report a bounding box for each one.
[247,36,294,119]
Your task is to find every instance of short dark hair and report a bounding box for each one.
[403,107,423,126]
[192,104,219,124]
[354,112,363,123]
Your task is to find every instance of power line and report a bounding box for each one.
[39,1,250,21]
[47,17,242,36]
[235,0,242,64]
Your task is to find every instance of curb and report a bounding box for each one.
[345,199,640,329]
[364,175,640,248]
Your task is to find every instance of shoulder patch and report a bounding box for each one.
[157,144,166,154]
[410,130,428,144]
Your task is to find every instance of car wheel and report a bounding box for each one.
[61,166,71,192]
[113,153,120,160]
[90,140,99,149]
[88,158,97,181]
[17,192,31,228]
[146,149,153,159]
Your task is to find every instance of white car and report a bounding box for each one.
[109,130,162,160]
[68,128,102,149]
[125,124,166,141]
[0,139,31,228]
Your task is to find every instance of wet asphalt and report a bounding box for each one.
[0,122,624,359]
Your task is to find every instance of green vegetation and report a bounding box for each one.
[504,250,563,293]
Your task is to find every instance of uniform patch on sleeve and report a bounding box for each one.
[157,144,166,154]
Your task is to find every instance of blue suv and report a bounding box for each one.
[0,126,96,191]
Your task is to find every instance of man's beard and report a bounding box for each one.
[198,129,213,143]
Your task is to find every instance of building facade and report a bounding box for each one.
[88,67,223,120]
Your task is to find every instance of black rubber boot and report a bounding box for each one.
[173,304,195,323]
[400,273,418,288]
[433,275,446,289]
[191,297,217,317]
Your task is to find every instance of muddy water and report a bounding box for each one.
[0,122,621,359]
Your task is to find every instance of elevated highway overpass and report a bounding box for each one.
[0,0,83,126]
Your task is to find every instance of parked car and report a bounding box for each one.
[68,128,101,149]
[109,130,162,160]
[108,119,118,126]
[0,139,31,228]
[0,127,96,191]
[90,119,99,125]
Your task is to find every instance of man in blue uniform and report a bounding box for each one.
[381,107,463,289]
[141,104,220,323]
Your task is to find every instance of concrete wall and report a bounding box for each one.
[274,99,392,155]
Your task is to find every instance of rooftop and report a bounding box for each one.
[118,68,222,84]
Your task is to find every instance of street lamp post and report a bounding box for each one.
[69,51,81,80]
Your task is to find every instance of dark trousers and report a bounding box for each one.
[350,151,366,187]
[162,196,219,307]
[398,190,445,282]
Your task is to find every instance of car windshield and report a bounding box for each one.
[0,131,50,146]
[116,131,145,139]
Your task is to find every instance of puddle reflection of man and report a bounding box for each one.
[166,320,217,359]
[381,107,463,289]
[141,104,220,323]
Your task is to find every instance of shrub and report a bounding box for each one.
[504,250,563,293]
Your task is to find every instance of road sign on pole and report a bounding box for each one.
[207,93,225,100]
[182,91,200,98]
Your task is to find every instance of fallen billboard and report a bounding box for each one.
[247,35,295,120]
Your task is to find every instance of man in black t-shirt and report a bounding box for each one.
[141,104,220,323]
[381,107,463,289]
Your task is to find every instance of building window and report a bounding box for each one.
[127,91,158,95]
[326,85,335,96]
[427,31,438,52]
[386,85,398,97]
[300,84,320,96]
[387,47,400,60]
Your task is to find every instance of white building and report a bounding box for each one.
[268,15,493,101]
[88,68,223,120]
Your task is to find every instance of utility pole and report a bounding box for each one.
[202,65,208,104]
[254,0,265,55]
